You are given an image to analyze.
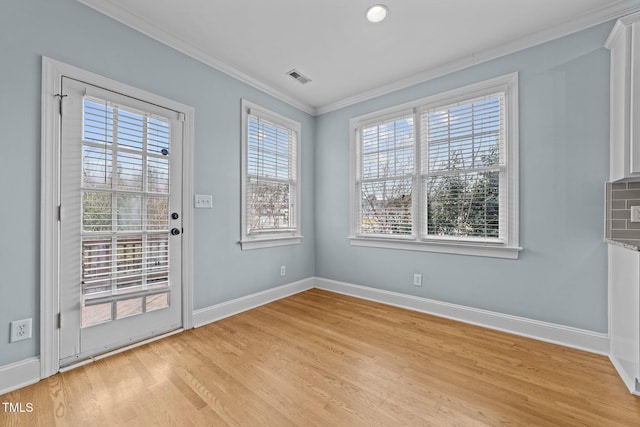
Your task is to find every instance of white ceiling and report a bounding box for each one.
[79,0,640,115]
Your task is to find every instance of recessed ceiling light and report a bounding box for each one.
[366,4,388,23]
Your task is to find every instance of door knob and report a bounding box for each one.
[171,228,181,235]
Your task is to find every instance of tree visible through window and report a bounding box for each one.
[247,115,296,232]
[424,95,503,239]
[351,74,519,257]
[241,100,301,249]
[359,114,414,235]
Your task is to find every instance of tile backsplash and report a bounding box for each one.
[606,181,640,241]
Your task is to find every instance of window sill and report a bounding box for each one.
[240,235,303,250]
[349,236,522,259]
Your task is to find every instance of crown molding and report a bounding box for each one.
[76,0,316,116]
[78,0,640,117]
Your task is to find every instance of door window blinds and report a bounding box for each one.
[81,97,172,325]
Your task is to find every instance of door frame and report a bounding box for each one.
[40,57,194,378]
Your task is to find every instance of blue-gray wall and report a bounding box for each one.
[0,0,315,367]
[0,0,612,369]
[315,22,611,333]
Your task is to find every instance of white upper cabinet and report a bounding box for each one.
[607,12,640,181]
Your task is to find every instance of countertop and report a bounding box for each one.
[606,238,640,251]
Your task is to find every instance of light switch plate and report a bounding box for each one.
[195,194,213,209]
[631,206,640,223]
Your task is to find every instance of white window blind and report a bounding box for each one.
[356,112,415,236]
[241,100,301,249]
[81,97,172,324]
[349,74,519,258]
[422,93,505,241]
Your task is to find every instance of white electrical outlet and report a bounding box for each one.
[10,318,32,343]
[631,206,640,223]
[280,265,286,276]
[413,274,422,287]
[194,194,213,209]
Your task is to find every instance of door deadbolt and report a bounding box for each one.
[171,212,179,220]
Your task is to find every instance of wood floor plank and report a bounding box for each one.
[2,288,639,426]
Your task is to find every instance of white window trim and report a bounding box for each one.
[349,73,521,259]
[240,100,302,250]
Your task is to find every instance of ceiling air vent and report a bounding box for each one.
[286,69,312,84]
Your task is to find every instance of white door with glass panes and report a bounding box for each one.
[59,77,183,366]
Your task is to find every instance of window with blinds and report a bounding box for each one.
[422,94,504,241]
[350,74,519,258]
[241,100,301,249]
[81,97,172,326]
[356,113,414,236]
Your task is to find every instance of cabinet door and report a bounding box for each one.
[608,244,640,393]
[609,26,631,181]
[631,22,640,175]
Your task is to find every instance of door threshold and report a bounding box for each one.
[59,328,183,373]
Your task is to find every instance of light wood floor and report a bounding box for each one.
[2,289,640,426]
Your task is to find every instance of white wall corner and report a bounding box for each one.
[192,278,315,327]
[0,358,41,396]
[313,277,610,356]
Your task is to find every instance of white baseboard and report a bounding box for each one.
[1,276,611,396]
[609,354,640,395]
[0,357,40,396]
[192,277,314,327]
[314,277,610,355]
